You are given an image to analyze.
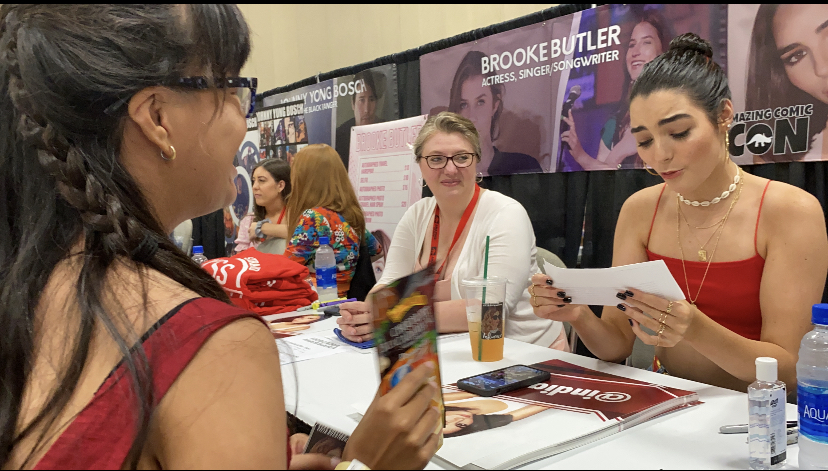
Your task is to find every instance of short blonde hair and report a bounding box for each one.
[413,112,481,162]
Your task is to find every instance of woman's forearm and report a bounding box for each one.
[261,223,289,239]
[569,306,635,363]
[570,148,609,171]
[510,405,551,421]
[686,313,799,388]
[435,299,469,333]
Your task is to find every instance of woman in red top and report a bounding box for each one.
[529,34,828,393]
[0,5,439,469]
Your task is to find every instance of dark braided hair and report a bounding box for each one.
[0,5,249,468]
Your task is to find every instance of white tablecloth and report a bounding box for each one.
[275,317,800,469]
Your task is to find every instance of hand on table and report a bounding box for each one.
[344,362,441,470]
[336,301,373,343]
[528,274,581,323]
[616,288,698,347]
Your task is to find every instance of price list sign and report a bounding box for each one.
[348,115,428,260]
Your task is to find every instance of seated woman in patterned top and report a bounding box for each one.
[284,144,382,297]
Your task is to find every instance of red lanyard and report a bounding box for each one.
[276,206,286,224]
[429,184,481,277]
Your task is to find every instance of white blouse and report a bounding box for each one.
[377,190,562,346]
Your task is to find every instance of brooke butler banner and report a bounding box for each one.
[348,115,427,279]
[420,4,722,174]
[728,4,828,164]
[262,64,399,168]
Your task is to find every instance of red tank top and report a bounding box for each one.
[645,182,771,341]
[32,297,289,469]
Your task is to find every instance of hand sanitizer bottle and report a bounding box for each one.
[748,357,787,470]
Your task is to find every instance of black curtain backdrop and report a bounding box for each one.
[251,4,828,357]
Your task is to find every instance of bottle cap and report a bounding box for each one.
[813,304,828,326]
[755,357,778,382]
[319,236,330,245]
[193,245,204,254]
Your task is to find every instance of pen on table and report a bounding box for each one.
[297,297,357,312]
[718,421,798,434]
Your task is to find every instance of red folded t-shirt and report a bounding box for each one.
[202,249,318,315]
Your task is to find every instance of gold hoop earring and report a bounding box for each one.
[645,166,659,176]
[724,129,730,159]
[161,145,176,161]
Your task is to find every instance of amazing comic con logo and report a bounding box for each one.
[729,104,814,158]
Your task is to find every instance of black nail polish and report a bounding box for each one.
[617,303,626,311]
[557,304,565,308]
[616,292,627,300]
[625,290,634,297]
[564,297,572,303]
[557,291,566,298]
[628,319,633,326]
[546,279,555,286]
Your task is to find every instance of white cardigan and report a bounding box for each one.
[377,190,562,346]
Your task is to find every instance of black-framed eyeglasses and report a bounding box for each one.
[103,76,258,118]
[422,152,476,169]
[175,77,258,118]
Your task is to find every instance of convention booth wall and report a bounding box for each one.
[195,4,828,350]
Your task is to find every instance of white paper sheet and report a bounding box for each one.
[542,260,685,306]
[277,333,352,365]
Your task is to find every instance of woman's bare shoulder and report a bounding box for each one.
[757,177,823,222]
[623,183,667,211]
[108,260,203,329]
[617,183,667,228]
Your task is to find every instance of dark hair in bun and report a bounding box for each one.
[669,32,714,58]
[630,32,730,126]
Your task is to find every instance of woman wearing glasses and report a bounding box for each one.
[0,5,440,469]
[337,112,565,349]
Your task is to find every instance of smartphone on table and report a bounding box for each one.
[457,364,551,397]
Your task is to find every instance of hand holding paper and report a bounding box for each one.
[541,260,685,306]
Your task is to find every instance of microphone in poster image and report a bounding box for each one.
[560,85,582,151]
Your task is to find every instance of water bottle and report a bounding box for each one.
[748,357,786,470]
[798,304,828,470]
[315,236,338,302]
[191,245,208,266]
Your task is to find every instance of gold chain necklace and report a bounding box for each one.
[678,209,722,261]
[677,168,744,305]
[680,207,728,229]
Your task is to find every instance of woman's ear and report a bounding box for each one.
[127,87,177,154]
[277,179,286,194]
[718,99,734,129]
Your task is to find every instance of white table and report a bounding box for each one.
[276,317,800,469]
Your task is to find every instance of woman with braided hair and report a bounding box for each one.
[0,5,439,470]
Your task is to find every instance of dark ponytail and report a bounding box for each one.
[0,5,249,468]
[630,33,731,125]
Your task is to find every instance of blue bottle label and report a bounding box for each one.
[316,266,337,290]
[798,384,828,444]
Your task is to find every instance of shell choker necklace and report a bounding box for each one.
[677,170,740,207]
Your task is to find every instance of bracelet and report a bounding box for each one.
[334,459,370,470]
[255,218,271,239]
